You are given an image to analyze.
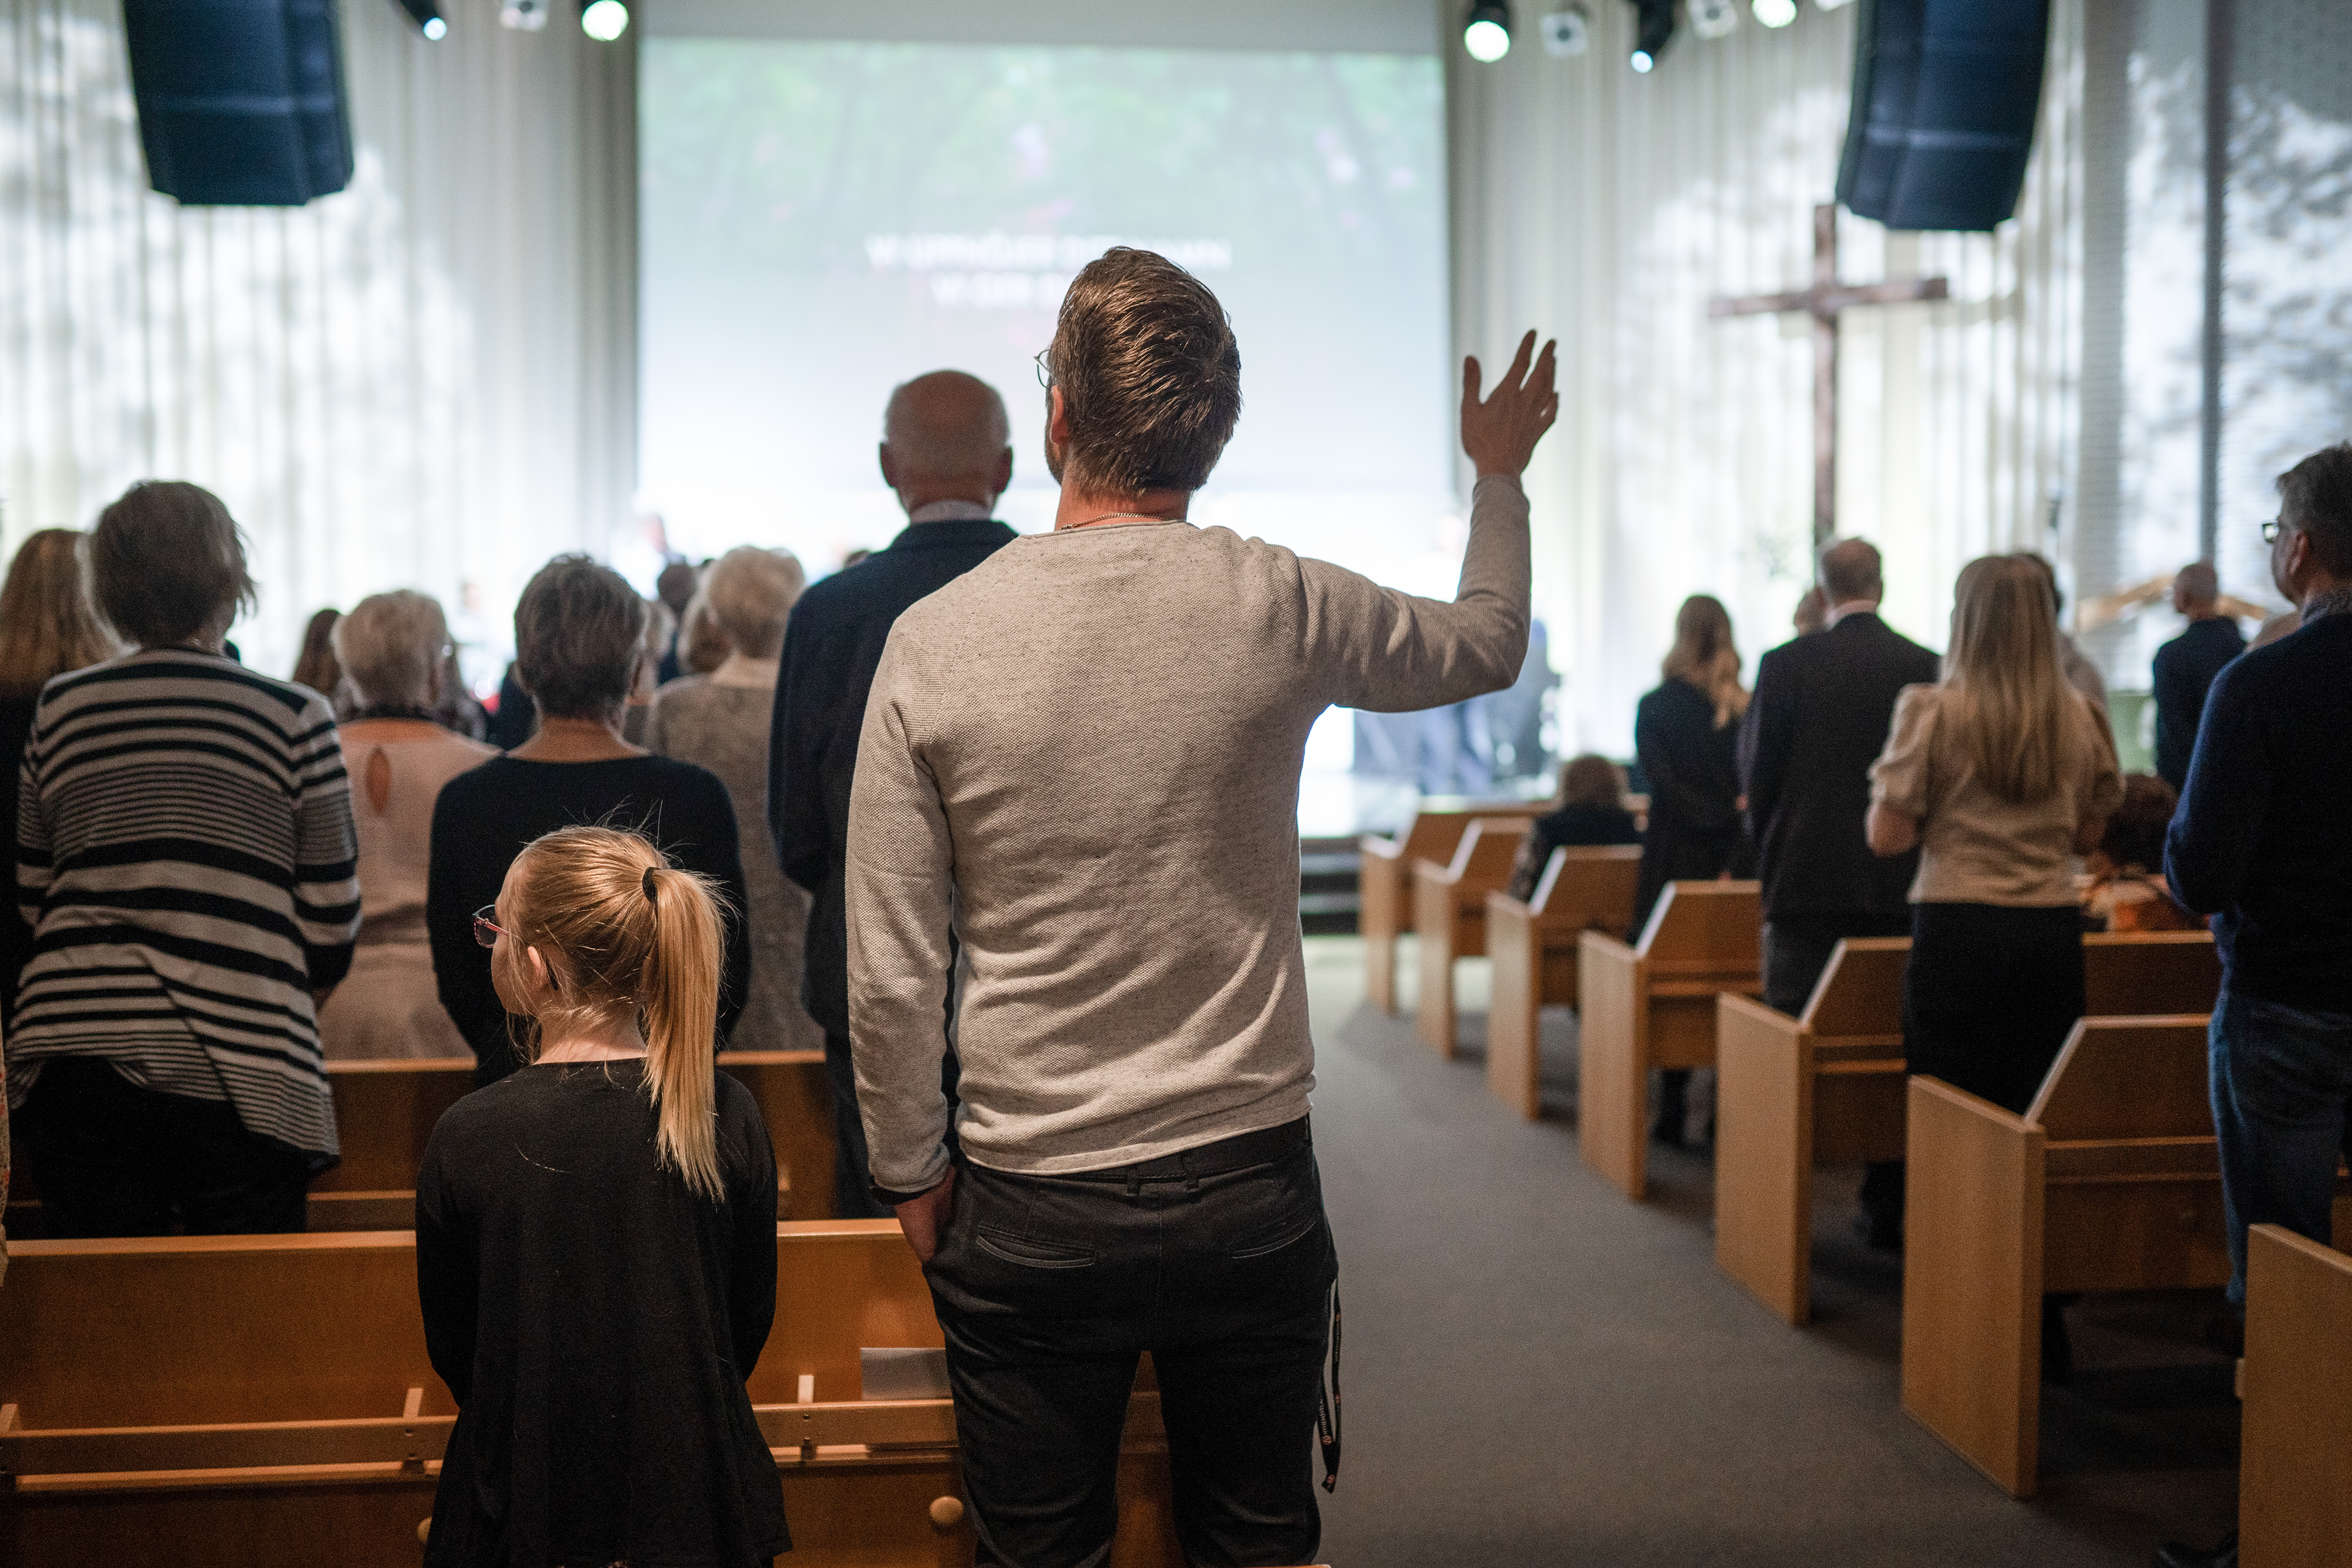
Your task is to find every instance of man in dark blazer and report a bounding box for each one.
[1739,539,1940,1241]
[769,370,1018,1216]
[1740,538,1939,1008]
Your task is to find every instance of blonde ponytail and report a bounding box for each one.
[506,825,731,1202]
[639,862,724,1201]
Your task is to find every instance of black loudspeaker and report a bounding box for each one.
[1834,0,2050,232]
[122,0,355,206]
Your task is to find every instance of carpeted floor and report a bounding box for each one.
[1300,936,2240,1568]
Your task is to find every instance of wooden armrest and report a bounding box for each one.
[1359,836,1405,860]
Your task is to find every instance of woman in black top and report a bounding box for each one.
[1632,595,1750,1144]
[429,555,751,1085]
[417,824,787,1567]
[1504,753,1643,902]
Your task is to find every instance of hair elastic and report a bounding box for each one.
[642,866,659,905]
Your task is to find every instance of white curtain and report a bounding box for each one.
[1448,0,2089,756]
[0,0,635,682]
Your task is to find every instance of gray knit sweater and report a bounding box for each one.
[846,474,1531,1195]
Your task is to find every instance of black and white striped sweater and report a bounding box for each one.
[7,650,361,1159]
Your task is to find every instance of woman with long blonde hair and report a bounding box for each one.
[1633,594,1752,1145]
[0,529,117,1025]
[1866,556,2120,1366]
[415,824,787,1567]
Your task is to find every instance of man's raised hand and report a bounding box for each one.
[1460,331,1561,479]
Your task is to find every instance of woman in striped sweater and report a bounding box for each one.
[6,482,361,1237]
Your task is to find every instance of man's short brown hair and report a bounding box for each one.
[2277,442,2352,575]
[1047,248,1241,497]
[89,481,257,649]
[514,555,649,721]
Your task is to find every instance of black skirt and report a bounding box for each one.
[1903,902,2086,1116]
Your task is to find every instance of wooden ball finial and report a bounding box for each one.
[928,1495,966,1531]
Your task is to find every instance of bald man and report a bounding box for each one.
[769,371,1018,1216]
[2152,559,2245,790]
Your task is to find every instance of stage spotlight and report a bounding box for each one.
[1753,0,1797,25]
[386,0,447,38]
[1463,2,1512,63]
[1690,0,1738,39]
[581,0,628,39]
[1627,0,1675,70]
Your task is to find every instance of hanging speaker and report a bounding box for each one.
[122,0,356,207]
[1834,0,2050,232]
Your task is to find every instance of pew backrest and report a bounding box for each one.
[2082,930,2219,1016]
[1528,845,1642,933]
[2026,1017,2216,1144]
[1432,816,1531,885]
[1635,880,1762,971]
[315,1059,476,1193]
[1798,938,1909,1037]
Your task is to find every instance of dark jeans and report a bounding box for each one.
[13,1056,310,1236]
[924,1118,1338,1568]
[2208,988,2352,1305]
[825,1032,962,1219]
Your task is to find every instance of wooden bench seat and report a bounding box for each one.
[1900,1017,2352,1497]
[1484,846,1642,1118]
[1714,931,2222,1325]
[0,1221,1182,1568]
[1358,801,1543,1014]
[1411,816,1532,1056]
[2241,1224,2352,1567]
[1575,881,1762,1199]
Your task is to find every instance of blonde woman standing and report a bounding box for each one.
[0,530,117,1024]
[1867,555,2122,1114]
[417,826,786,1566]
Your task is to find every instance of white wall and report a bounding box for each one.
[0,0,636,682]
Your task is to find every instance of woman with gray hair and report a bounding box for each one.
[426,555,750,1086]
[316,592,497,1060]
[648,545,821,1053]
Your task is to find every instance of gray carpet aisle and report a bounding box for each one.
[1298,936,2239,1568]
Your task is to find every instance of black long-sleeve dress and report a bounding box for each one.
[426,755,751,1085]
[416,1060,787,1567]
[1632,677,1747,936]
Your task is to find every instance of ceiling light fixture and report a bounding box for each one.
[1463,2,1513,63]
[580,0,628,40]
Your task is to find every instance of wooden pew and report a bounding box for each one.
[2241,1224,2352,1568]
[5,1052,841,1236]
[1898,1016,2352,1497]
[1575,880,1762,1199]
[0,1221,1183,1568]
[1713,931,2223,1325]
[1358,800,1543,1014]
[1411,817,1533,1056]
[1484,845,1644,1119]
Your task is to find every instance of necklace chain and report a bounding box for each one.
[1068,510,1184,529]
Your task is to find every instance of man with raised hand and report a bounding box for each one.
[846,247,1556,1568]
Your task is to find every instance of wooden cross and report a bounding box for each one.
[1709,204,1950,548]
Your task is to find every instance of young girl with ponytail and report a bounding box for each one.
[415,825,788,1567]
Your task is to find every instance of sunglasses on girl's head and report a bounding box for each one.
[472,905,513,949]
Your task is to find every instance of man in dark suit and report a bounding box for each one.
[2151,560,2245,790]
[1739,539,1940,1242]
[769,370,1018,1216]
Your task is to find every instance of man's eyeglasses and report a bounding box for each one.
[1034,348,1054,389]
[2262,516,2286,544]
[472,905,513,949]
